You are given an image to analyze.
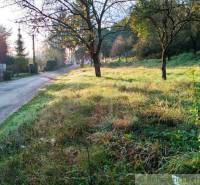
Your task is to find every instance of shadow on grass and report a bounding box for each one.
[118,85,163,96]
[102,76,140,83]
[0,69,199,183]
[47,82,94,91]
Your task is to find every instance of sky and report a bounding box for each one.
[0,2,44,57]
[0,0,133,58]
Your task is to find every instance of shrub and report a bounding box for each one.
[3,71,13,81]
[45,60,57,71]
[14,57,29,73]
[134,37,161,59]
[4,56,15,65]
[29,64,38,74]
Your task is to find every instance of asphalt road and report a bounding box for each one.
[0,65,76,124]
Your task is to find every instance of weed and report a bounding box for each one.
[0,52,199,184]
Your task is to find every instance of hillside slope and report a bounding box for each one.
[0,53,199,185]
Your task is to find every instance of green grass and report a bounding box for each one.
[104,52,200,68]
[0,90,53,139]
[0,52,199,185]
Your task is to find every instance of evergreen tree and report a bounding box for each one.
[15,28,29,74]
[15,28,26,57]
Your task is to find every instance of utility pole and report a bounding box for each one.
[32,34,38,73]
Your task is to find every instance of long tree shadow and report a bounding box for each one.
[0,78,199,182]
[102,76,140,83]
[47,82,94,92]
[117,85,163,96]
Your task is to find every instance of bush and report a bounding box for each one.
[29,64,38,74]
[3,71,13,81]
[45,60,57,71]
[134,38,161,59]
[14,57,29,73]
[4,56,15,65]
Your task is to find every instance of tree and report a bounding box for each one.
[44,45,65,67]
[185,21,200,55]
[100,18,137,58]
[131,0,199,80]
[110,27,136,60]
[74,46,88,67]
[14,0,133,77]
[0,25,10,64]
[14,28,29,74]
[15,28,26,57]
[133,34,161,59]
[111,35,126,58]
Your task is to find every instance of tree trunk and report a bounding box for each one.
[192,41,197,56]
[94,63,101,77]
[92,54,101,77]
[80,58,84,68]
[167,49,171,61]
[190,36,197,56]
[161,49,167,80]
[167,55,171,61]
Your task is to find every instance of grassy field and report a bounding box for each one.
[0,53,199,185]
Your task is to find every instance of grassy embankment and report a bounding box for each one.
[0,52,199,184]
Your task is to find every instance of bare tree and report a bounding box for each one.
[13,0,133,77]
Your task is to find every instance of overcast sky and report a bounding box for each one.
[0,2,44,57]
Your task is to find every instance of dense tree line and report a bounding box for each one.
[101,25,137,59]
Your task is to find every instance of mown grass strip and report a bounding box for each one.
[0,90,53,140]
